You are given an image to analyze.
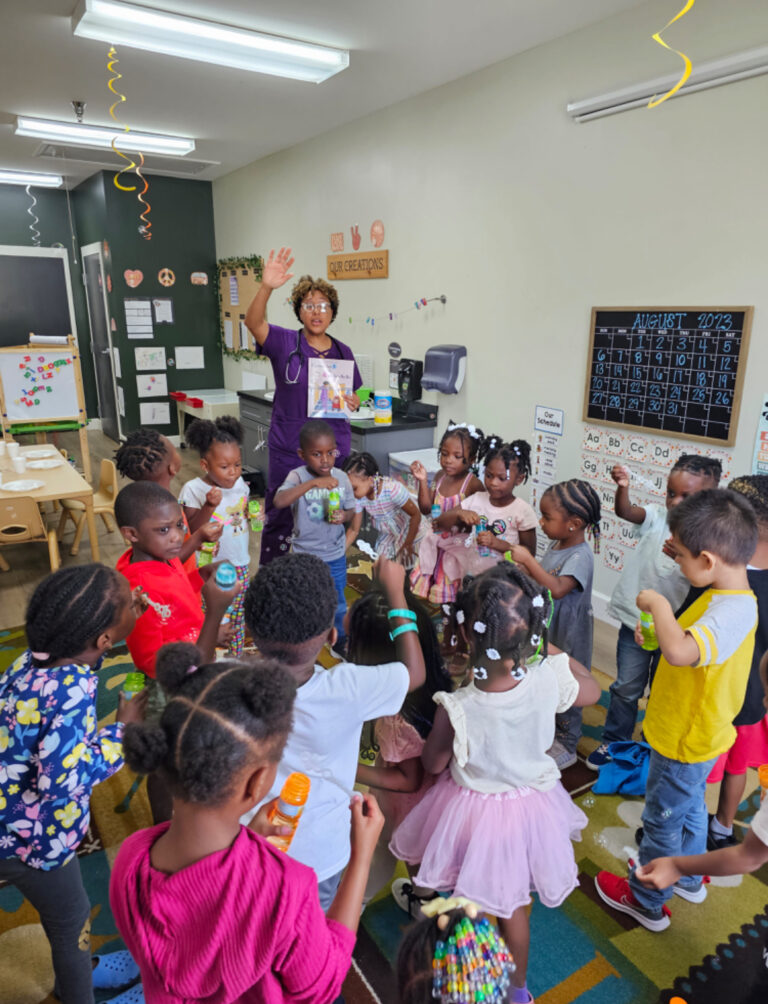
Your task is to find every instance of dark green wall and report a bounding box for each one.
[0,184,98,413]
[98,172,222,436]
[0,172,222,434]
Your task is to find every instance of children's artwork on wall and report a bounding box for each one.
[136,372,168,397]
[370,220,385,247]
[216,255,263,357]
[307,358,354,419]
[153,298,174,324]
[157,268,175,287]
[124,298,154,339]
[139,401,170,424]
[134,346,166,371]
[124,269,143,288]
[190,271,208,285]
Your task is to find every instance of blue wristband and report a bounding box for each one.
[389,623,419,641]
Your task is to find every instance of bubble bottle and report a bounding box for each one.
[639,612,659,651]
[267,772,311,852]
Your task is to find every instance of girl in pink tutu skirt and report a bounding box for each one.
[390,563,601,1004]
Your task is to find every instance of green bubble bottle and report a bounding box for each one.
[639,611,658,651]
[122,671,146,700]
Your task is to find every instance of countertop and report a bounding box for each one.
[237,390,438,434]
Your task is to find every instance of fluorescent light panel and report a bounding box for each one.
[15,116,195,156]
[72,0,349,83]
[0,170,63,188]
[567,45,768,122]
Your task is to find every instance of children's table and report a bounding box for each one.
[171,389,240,437]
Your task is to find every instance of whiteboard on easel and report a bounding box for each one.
[0,349,79,422]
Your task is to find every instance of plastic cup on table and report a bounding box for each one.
[12,457,26,474]
[7,442,19,459]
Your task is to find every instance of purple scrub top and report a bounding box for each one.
[261,323,362,459]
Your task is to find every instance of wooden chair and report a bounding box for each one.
[0,497,60,573]
[57,458,118,557]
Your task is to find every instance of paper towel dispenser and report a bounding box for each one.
[421,345,466,394]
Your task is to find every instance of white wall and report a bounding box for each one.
[213,0,768,614]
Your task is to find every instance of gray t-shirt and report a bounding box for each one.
[540,540,594,668]
[279,465,355,562]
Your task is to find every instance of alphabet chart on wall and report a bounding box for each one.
[583,308,752,447]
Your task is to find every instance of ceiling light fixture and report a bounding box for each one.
[14,116,196,157]
[72,0,350,83]
[0,170,63,188]
[567,45,768,122]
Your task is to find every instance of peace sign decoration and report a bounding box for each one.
[158,268,176,287]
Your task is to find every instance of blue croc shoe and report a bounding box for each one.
[105,983,145,1004]
[92,951,140,990]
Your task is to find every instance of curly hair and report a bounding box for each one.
[483,439,532,484]
[543,479,602,552]
[291,275,339,323]
[452,563,551,671]
[347,588,451,738]
[668,488,757,565]
[26,564,127,666]
[438,422,485,472]
[122,643,296,805]
[244,554,337,661]
[729,474,768,529]
[185,415,243,457]
[671,453,722,484]
[114,428,167,481]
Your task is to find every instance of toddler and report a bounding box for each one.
[508,478,602,769]
[180,416,250,654]
[110,642,384,1003]
[344,452,423,565]
[0,565,145,1004]
[410,421,484,603]
[274,418,356,643]
[243,553,426,908]
[596,489,757,931]
[437,438,538,578]
[390,563,601,1002]
[587,454,721,770]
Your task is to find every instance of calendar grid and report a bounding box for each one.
[583,308,752,447]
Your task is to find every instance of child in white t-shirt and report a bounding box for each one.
[179,416,251,655]
[242,553,426,908]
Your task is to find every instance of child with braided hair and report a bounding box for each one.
[397,898,516,1004]
[109,643,384,1003]
[390,564,600,1003]
[434,437,538,579]
[0,565,146,1004]
[507,478,602,769]
[114,427,222,573]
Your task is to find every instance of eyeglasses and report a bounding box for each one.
[301,301,331,313]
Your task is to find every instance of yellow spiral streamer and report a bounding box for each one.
[648,0,697,108]
[135,152,152,240]
[107,46,137,191]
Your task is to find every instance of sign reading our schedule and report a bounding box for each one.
[583,307,753,447]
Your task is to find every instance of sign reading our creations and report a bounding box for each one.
[327,250,389,280]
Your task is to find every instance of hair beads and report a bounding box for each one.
[432,916,514,1003]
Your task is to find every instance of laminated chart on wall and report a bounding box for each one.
[529,428,561,560]
[124,298,154,339]
[583,308,753,446]
[580,423,733,571]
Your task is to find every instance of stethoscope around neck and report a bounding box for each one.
[284,328,339,385]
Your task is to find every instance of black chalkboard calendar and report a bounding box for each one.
[582,307,753,446]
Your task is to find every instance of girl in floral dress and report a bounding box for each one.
[0,565,145,1004]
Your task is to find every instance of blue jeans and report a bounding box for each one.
[629,749,717,911]
[602,625,660,744]
[325,555,348,643]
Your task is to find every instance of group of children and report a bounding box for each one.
[2,412,768,1004]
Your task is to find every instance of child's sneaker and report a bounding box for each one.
[672,878,708,903]
[595,871,671,931]
[92,951,140,990]
[585,744,612,771]
[547,738,577,771]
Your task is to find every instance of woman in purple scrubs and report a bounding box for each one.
[245,247,362,564]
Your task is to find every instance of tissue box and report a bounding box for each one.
[388,448,440,496]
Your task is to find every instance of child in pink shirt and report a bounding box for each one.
[109,642,384,1004]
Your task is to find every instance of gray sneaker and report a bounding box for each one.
[547,738,577,770]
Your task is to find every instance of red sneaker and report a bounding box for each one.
[595,871,671,932]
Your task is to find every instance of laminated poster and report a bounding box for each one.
[308,358,354,419]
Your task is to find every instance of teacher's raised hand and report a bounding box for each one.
[262,247,295,289]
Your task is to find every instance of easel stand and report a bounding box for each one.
[0,335,92,481]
